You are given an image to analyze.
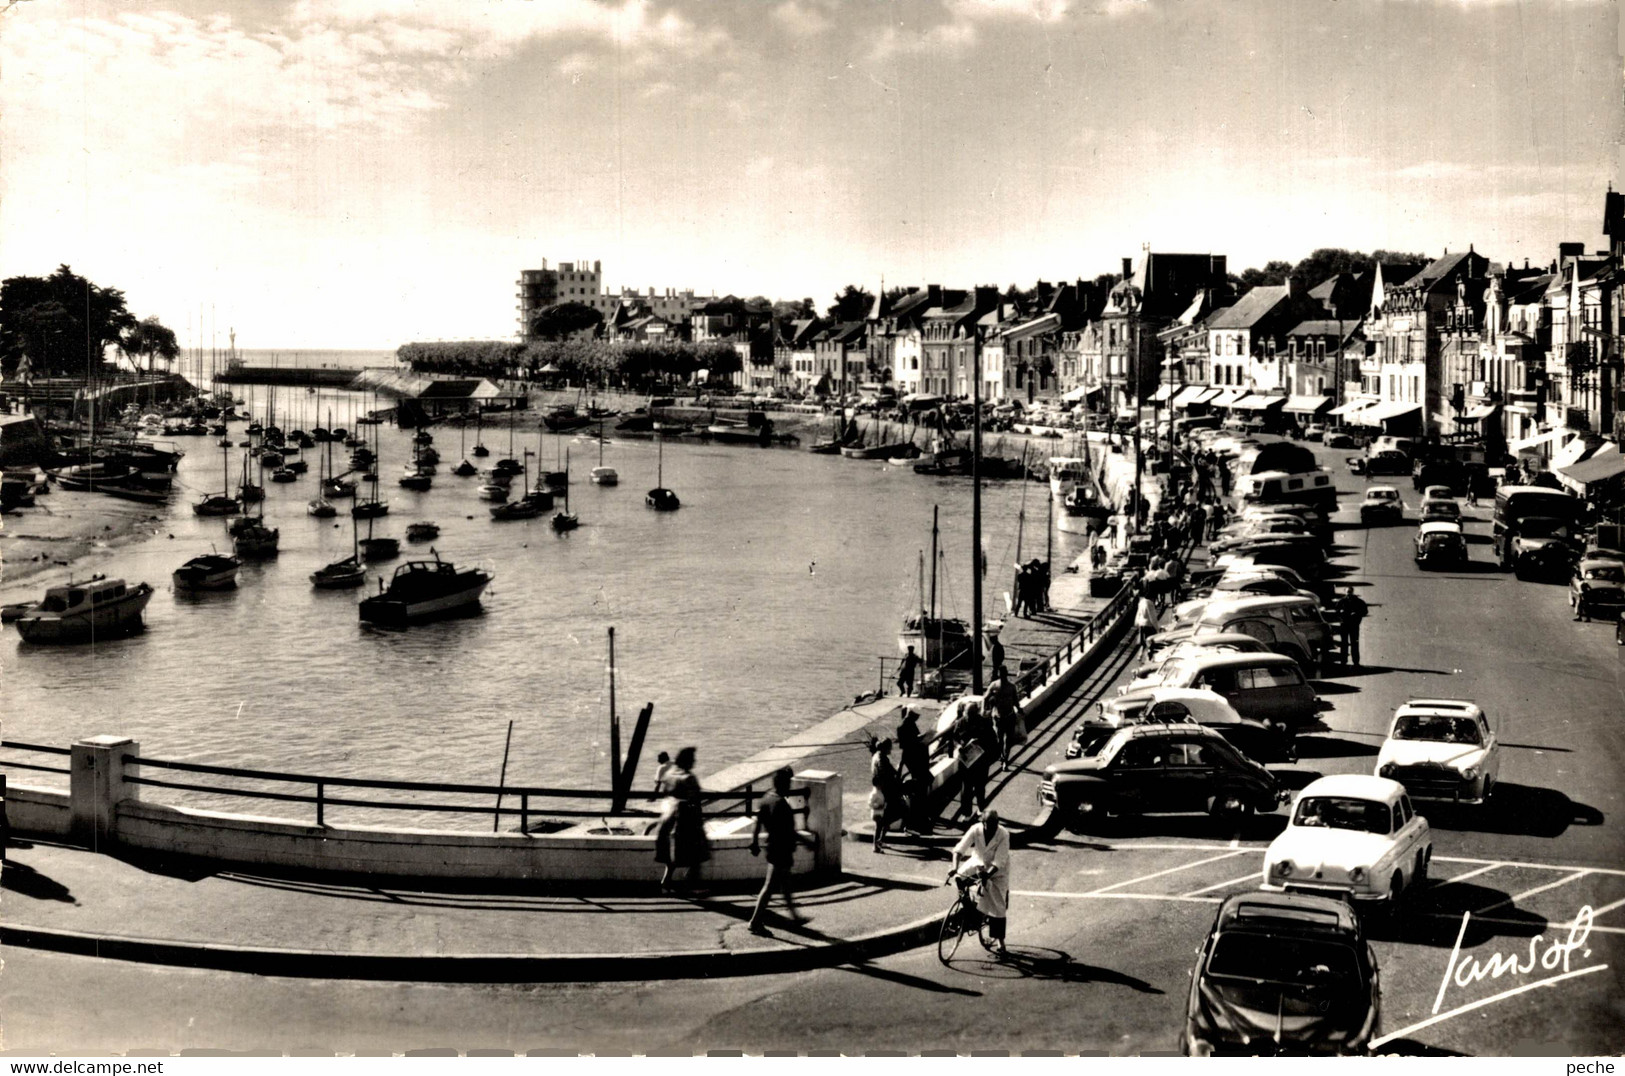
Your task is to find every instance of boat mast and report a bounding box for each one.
[929,504,939,633]
[1010,445,1029,613]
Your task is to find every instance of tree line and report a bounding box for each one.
[398,338,745,390]
[0,265,178,380]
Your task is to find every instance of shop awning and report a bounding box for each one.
[1463,403,1501,420]
[1210,389,1248,407]
[1555,449,1625,488]
[1328,399,1374,417]
[1151,383,1176,403]
[1231,394,1287,410]
[1282,395,1332,414]
[1359,400,1423,423]
[1171,385,1209,408]
[1060,384,1101,403]
[1509,428,1568,454]
[1193,388,1223,405]
[1553,436,1591,470]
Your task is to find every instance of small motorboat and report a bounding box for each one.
[307,498,338,518]
[589,466,619,486]
[490,498,542,520]
[406,521,439,542]
[233,520,280,559]
[270,467,298,483]
[14,575,153,644]
[193,493,240,517]
[358,550,493,626]
[454,459,478,477]
[284,458,309,474]
[399,472,432,492]
[493,458,523,477]
[324,477,357,499]
[479,483,510,502]
[173,551,240,591]
[646,487,680,511]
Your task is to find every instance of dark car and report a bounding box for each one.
[1414,522,1468,569]
[1181,892,1381,1056]
[1350,451,1410,477]
[1324,431,1358,449]
[1413,459,1468,496]
[1037,724,1284,833]
[1069,688,1297,764]
[1571,558,1625,620]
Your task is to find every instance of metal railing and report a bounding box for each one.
[1011,578,1140,699]
[114,753,803,831]
[0,740,71,779]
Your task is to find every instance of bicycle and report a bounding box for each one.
[938,870,997,964]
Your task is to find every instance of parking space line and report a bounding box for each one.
[1581,895,1625,922]
[1436,855,1625,879]
[1015,890,1222,905]
[1087,850,1250,894]
[1472,870,1590,916]
[1181,870,1263,897]
[1440,862,1504,885]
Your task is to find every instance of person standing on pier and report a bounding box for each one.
[1135,590,1160,654]
[988,633,1006,678]
[1030,559,1050,612]
[896,709,933,836]
[868,738,903,853]
[987,666,1024,762]
[746,766,813,936]
[656,746,710,891]
[896,645,921,697]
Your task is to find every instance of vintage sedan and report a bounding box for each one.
[1071,686,1296,763]
[1375,699,1498,805]
[1263,775,1432,911]
[1140,650,1323,727]
[1038,724,1285,833]
[1359,486,1404,526]
[1419,499,1462,525]
[1181,892,1381,1057]
[1414,521,1468,569]
[1124,633,1273,691]
[1570,557,1625,621]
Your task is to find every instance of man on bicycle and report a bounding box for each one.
[947,808,1011,955]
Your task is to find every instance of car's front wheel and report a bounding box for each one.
[1209,792,1254,822]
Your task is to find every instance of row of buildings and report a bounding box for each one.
[515,192,1624,470]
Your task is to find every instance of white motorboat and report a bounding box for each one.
[14,576,153,644]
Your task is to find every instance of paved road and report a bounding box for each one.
[6,438,1623,1055]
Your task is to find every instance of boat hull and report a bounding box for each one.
[15,586,153,644]
[898,616,973,669]
[359,577,490,625]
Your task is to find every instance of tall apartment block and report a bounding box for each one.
[517,259,608,342]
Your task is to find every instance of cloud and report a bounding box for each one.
[773,1,832,36]
[869,20,978,61]
[948,0,1074,21]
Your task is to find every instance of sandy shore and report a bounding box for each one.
[0,489,168,597]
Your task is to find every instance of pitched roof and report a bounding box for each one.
[1286,319,1357,337]
[1206,285,1289,329]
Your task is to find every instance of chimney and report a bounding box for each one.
[1558,241,1584,261]
[1122,257,1134,279]
[595,260,601,273]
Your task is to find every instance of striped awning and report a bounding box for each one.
[1282,395,1332,414]
[1210,389,1248,407]
[1151,383,1176,403]
[1171,385,1210,408]
[1359,400,1422,423]
[1509,428,1567,454]
[1231,394,1287,410]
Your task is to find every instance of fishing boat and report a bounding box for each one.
[897,506,974,669]
[358,550,493,626]
[14,575,154,644]
[406,521,439,542]
[551,448,579,531]
[173,551,240,591]
[589,418,618,484]
[193,440,240,516]
[1049,448,1111,536]
[646,433,680,511]
[233,518,279,558]
[706,418,772,446]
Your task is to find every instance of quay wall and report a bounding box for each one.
[5,784,70,838]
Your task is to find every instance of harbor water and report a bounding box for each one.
[3,385,1094,826]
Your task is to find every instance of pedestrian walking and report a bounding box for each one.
[1466,484,1479,509]
[1012,562,1032,616]
[868,738,904,853]
[1334,587,1370,668]
[896,708,934,835]
[896,644,921,697]
[1032,559,1051,611]
[955,699,997,821]
[746,766,815,936]
[655,746,711,890]
[986,666,1025,761]
[988,633,1005,678]
[1091,542,1108,571]
[948,809,1011,956]
[1135,591,1160,654]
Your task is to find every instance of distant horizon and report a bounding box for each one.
[3,0,1615,349]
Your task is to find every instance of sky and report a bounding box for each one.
[0,0,1618,349]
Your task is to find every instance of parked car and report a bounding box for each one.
[1262,775,1432,913]
[1149,598,1323,672]
[1413,521,1468,569]
[1072,686,1296,763]
[1038,723,1285,833]
[1173,574,1318,621]
[1420,484,1455,503]
[1125,633,1274,691]
[1180,892,1381,1057]
[1210,517,1317,555]
[1359,485,1404,526]
[1141,650,1323,726]
[1571,557,1625,620]
[1218,536,1328,579]
[1324,431,1357,449]
[1375,699,1498,805]
[1304,423,1327,442]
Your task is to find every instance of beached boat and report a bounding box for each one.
[14,576,154,644]
[173,552,240,591]
[101,477,172,505]
[406,521,439,542]
[358,551,492,626]
[707,419,772,446]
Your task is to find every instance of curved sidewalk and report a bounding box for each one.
[0,837,950,982]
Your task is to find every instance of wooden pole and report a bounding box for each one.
[617,702,655,812]
[493,719,515,833]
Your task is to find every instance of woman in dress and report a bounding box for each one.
[656,746,710,890]
[869,738,903,853]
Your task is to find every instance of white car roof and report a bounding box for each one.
[1365,485,1400,495]
[1394,698,1484,720]
[1297,774,1405,805]
[1418,521,1463,535]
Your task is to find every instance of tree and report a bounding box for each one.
[773,297,816,320]
[0,264,137,379]
[121,316,179,375]
[1230,260,1294,295]
[826,285,875,323]
[530,301,604,342]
